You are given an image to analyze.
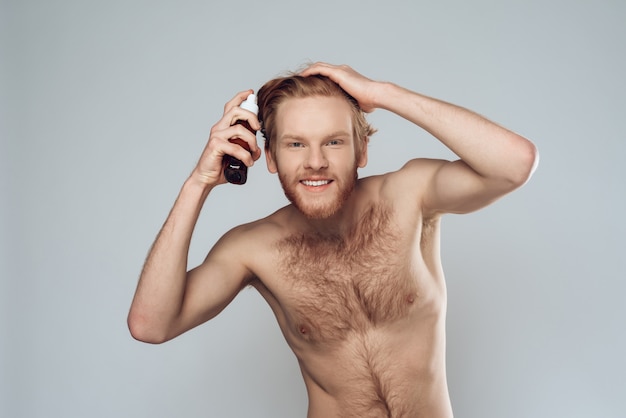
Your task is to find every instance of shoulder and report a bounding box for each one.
[202,208,291,283]
[355,158,452,230]
[214,206,304,268]
[218,207,290,250]
[360,158,447,202]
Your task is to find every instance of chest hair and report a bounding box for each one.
[276,204,417,343]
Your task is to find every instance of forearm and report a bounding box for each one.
[374,82,537,184]
[128,177,212,343]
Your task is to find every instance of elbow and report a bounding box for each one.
[509,138,540,188]
[127,310,170,345]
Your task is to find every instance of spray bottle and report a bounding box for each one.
[223,93,258,185]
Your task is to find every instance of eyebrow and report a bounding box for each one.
[279,130,352,142]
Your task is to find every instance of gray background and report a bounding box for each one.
[2,0,624,417]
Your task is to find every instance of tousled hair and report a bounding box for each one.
[256,74,376,156]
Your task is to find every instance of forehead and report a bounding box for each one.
[275,96,353,139]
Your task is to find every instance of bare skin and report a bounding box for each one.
[128,63,538,417]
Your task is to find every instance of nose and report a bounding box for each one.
[304,146,328,170]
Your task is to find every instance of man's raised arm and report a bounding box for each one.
[127,90,262,344]
[301,62,539,215]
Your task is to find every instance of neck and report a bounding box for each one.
[292,193,360,236]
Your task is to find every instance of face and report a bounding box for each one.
[266,96,368,219]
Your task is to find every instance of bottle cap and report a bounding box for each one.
[240,93,258,115]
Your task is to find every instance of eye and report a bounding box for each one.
[326,139,343,147]
[288,142,305,148]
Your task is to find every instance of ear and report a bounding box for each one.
[357,137,369,168]
[265,148,278,173]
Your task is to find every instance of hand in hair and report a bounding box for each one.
[300,62,381,113]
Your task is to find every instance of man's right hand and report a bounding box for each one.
[190,90,262,187]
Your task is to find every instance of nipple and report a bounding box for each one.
[407,294,416,304]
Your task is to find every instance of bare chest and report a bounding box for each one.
[274,206,420,344]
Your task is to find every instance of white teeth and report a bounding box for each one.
[302,180,330,187]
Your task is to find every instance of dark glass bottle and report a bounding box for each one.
[223,93,258,185]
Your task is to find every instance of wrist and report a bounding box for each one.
[183,173,215,201]
[371,81,402,110]
[374,82,432,123]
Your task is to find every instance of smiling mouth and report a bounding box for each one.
[301,179,331,187]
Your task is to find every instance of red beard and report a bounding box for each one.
[278,166,358,219]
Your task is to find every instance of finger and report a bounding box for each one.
[212,102,261,133]
[231,124,261,157]
[215,124,260,162]
[301,63,355,88]
[228,109,261,132]
[300,62,335,77]
[222,140,257,167]
[222,89,254,114]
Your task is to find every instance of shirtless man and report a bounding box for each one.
[128,62,538,417]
